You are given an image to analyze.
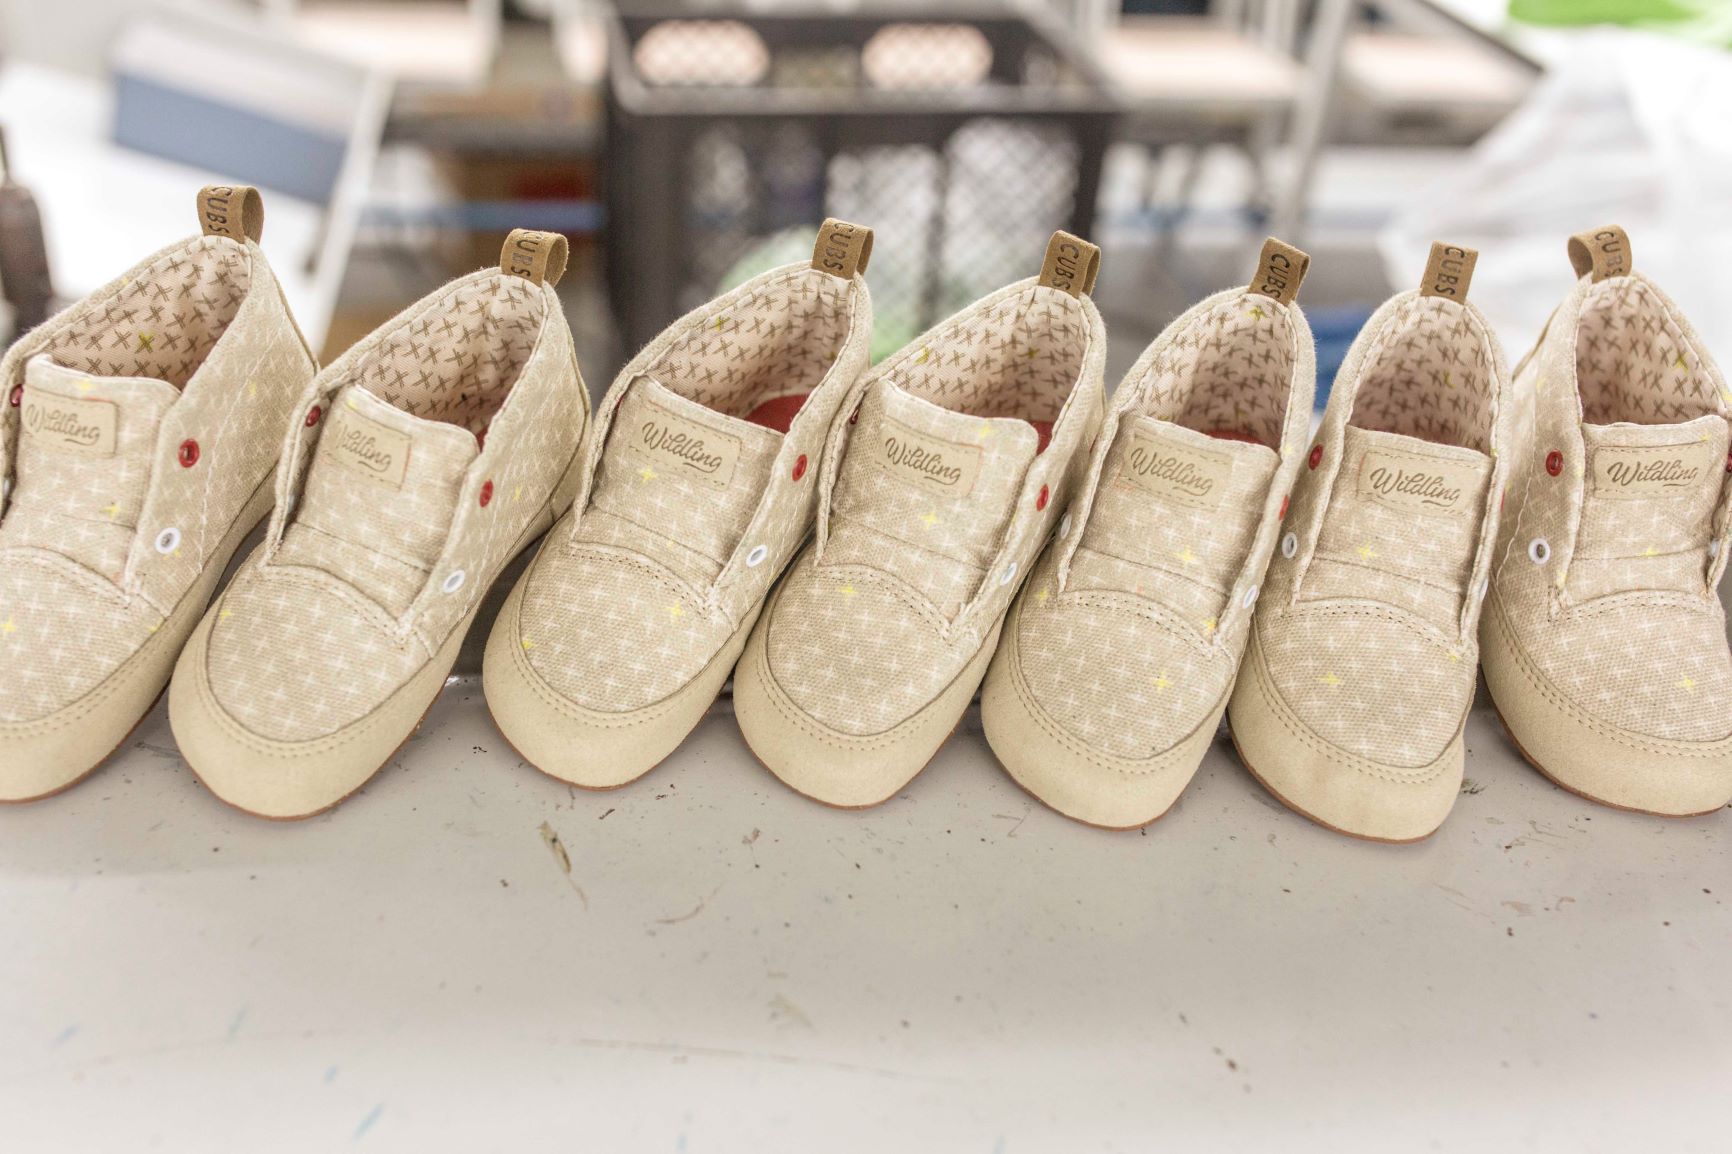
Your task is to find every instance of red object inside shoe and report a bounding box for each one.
[1200,428,1263,445]
[1029,420,1053,454]
[744,393,810,433]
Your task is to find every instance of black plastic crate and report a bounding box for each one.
[604,4,1119,357]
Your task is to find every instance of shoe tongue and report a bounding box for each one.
[1315,426,1491,626]
[1573,415,1729,597]
[278,384,479,614]
[826,379,1037,611]
[1073,415,1277,615]
[580,374,782,587]
[0,355,179,582]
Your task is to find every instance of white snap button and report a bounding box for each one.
[154,527,181,555]
[1242,585,1259,608]
[1000,561,1018,586]
[1058,512,1072,538]
[1711,540,1721,559]
[746,544,769,568]
[1281,532,1297,559]
[442,570,466,594]
[1528,538,1550,565]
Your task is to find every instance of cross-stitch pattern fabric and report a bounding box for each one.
[759,276,1106,737]
[998,284,1313,760]
[196,265,586,743]
[511,258,872,714]
[1490,269,1732,743]
[0,232,314,727]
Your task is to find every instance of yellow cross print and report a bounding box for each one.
[1318,672,1342,687]
[219,608,233,621]
[1446,650,1461,663]
[1675,352,1689,369]
[1034,586,1050,605]
[976,424,994,441]
[638,466,657,482]
[1356,544,1377,561]
[512,484,524,503]
[76,379,95,393]
[713,314,727,330]
[520,637,535,650]
[921,510,939,527]
[1678,676,1697,692]
[137,333,155,352]
[667,602,684,621]
[839,583,857,599]
[0,616,15,636]
[1152,674,1172,691]
[1175,546,1198,565]
[915,347,931,365]
[1201,617,1217,635]
[1642,546,1659,558]
[1248,306,1266,321]
[1024,346,1040,359]
[102,502,121,520]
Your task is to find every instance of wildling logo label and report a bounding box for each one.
[1357,450,1479,516]
[874,417,981,497]
[1116,428,1231,510]
[21,387,117,457]
[324,406,412,488]
[1592,442,1712,500]
[627,399,740,488]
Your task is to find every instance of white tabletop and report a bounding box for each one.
[0,676,1725,1150]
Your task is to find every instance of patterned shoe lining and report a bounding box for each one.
[875,283,1089,427]
[351,275,545,435]
[1121,290,1294,450]
[1351,296,1493,453]
[647,267,853,423]
[1577,279,1718,425]
[33,236,249,389]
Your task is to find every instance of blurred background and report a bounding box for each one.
[2,0,1729,403]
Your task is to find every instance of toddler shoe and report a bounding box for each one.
[981,239,1316,828]
[483,221,874,788]
[1228,242,1511,841]
[169,231,588,818]
[734,231,1107,807]
[0,186,314,801]
[1481,227,1732,816]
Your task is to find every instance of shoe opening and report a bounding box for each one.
[644,263,856,429]
[1576,277,1721,425]
[1121,290,1295,450]
[1351,294,1494,453]
[31,235,252,390]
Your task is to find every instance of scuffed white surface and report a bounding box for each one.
[0,680,1726,1151]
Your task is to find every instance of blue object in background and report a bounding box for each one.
[1308,303,1375,410]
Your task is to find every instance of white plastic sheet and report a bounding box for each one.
[1382,29,1732,369]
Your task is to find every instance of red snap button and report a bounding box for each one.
[479,480,494,507]
[476,427,488,451]
[1279,494,1290,519]
[1036,484,1049,511]
[1545,450,1563,477]
[792,454,809,481]
[7,384,20,407]
[305,405,322,428]
[177,439,200,468]
[1307,444,1322,470]
[848,406,860,426]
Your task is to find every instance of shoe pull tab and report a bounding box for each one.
[1250,237,1307,304]
[197,185,263,243]
[1039,231,1100,298]
[811,219,873,280]
[501,229,570,286]
[1568,225,1631,282]
[1420,241,1477,301]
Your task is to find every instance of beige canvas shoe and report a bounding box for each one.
[734,231,1108,808]
[0,187,315,802]
[981,239,1316,829]
[1481,227,1732,817]
[1228,242,1512,842]
[169,231,588,819]
[483,220,875,789]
